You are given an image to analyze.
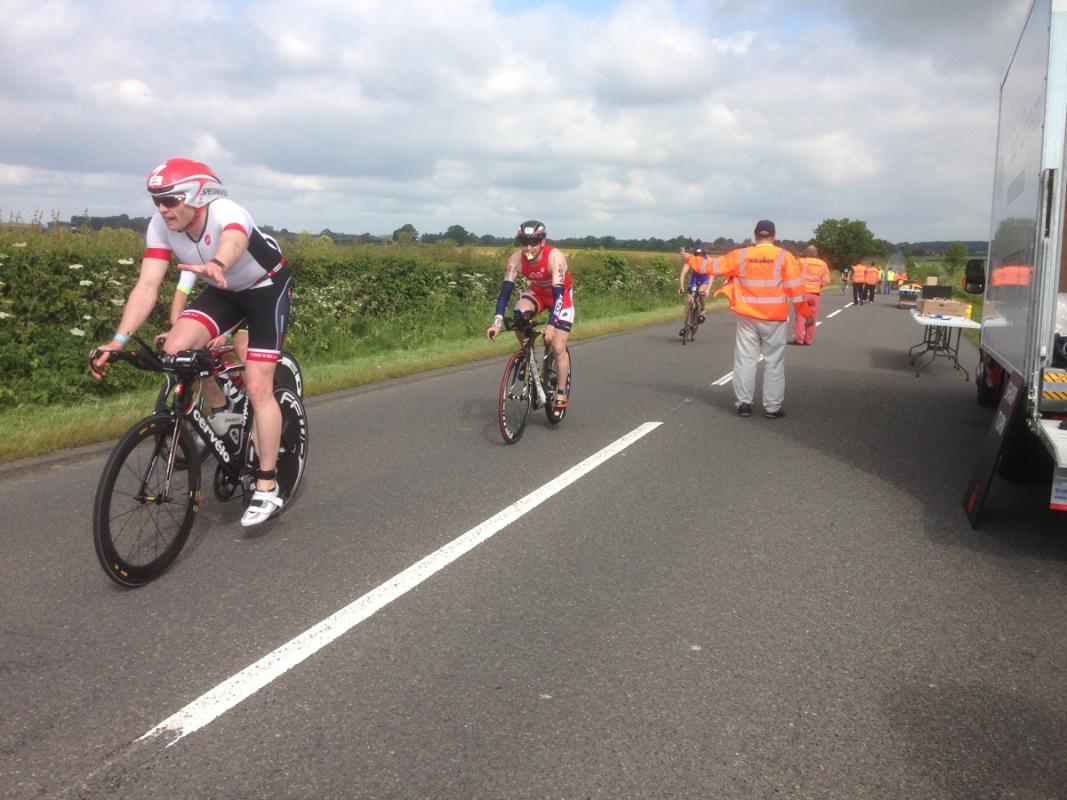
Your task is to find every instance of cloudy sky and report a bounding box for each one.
[0,0,1034,243]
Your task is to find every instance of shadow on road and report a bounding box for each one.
[885,680,1067,799]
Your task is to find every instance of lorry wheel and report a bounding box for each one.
[975,357,1002,408]
[997,411,1051,483]
[976,376,1001,408]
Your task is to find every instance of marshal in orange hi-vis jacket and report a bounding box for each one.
[696,243,811,321]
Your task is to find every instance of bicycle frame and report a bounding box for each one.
[527,337,549,408]
[512,326,549,407]
[171,366,252,475]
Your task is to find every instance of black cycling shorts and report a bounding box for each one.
[181,267,292,364]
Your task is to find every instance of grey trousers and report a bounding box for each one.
[733,315,787,412]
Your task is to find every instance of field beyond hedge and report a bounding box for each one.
[0,224,689,460]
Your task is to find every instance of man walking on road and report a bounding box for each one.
[793,245,830,345]
[695,220,811,418]
[852,262,866,305]
[865,261,879,304]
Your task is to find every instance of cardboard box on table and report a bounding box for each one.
[920,298,970,317]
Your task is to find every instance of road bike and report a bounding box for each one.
[91,336,309,587]
[680,287,702,345]
[497,310,572,444]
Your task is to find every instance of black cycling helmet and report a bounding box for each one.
[516,220,547,242]
[694,244,706,255]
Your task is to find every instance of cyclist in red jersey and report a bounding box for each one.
[486,220,574,410]
[90,158,293,527]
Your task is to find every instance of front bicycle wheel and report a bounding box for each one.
[544,347,572,425]
[93,413,201,587]
[498,350,532,444]
[686,299,699,342]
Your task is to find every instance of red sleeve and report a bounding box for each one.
[144,248,171,261]
[223,222,249,236]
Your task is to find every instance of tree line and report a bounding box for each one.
[57,214,981,266]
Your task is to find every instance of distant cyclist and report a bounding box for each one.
[91,158,293,527]
[678,245,711,336]
[486,220,574,411]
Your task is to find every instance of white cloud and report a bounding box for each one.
[0,0,1039,241]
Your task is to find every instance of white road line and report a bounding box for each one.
[712,354,762,385]
[139,421,664,747]
[827,309,842,318]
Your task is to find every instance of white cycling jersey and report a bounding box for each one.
[145,198,284,293]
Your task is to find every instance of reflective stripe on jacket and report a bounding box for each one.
[798,257,830,294]
[698,244,806,321]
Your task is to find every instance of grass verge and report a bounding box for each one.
[0,303,690,464]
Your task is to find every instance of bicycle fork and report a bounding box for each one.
[143,416,184,504]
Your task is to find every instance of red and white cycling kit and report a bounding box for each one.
[145,198,291,363]
[520,244,575,330]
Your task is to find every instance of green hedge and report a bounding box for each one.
[0,225,678,408]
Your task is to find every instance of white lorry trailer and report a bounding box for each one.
[966,0,1067,509]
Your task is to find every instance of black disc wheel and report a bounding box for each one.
[272,387,309,511]
[240,386,309,517]
[499,350,532,444]
[93,413,201,587]
[544,347,572,425]
[275,351,304,399]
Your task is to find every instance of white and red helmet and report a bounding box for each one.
[146,158,227,208]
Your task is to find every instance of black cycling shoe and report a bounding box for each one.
[737,403,752,417]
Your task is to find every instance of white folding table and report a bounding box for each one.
[908,309,981,379]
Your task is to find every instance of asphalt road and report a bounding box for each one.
[3,290,1067,800]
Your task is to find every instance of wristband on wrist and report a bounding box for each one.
[210,257,226,270]
[113,332,129,345]
[493,314,503,326]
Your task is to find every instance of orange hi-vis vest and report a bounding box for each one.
[798,257,830,294]
[697,243,808,322]
[864,266,879,284]
[990,264,1033,287]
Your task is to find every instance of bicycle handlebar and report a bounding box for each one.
[503,309,538,333]
[90,334,224,378]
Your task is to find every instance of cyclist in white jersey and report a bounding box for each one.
[91,158,293,527]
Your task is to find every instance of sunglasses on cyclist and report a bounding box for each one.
[150,193,186,209]
[518,236,543,246]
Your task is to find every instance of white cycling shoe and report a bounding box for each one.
[241,484,283,527]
